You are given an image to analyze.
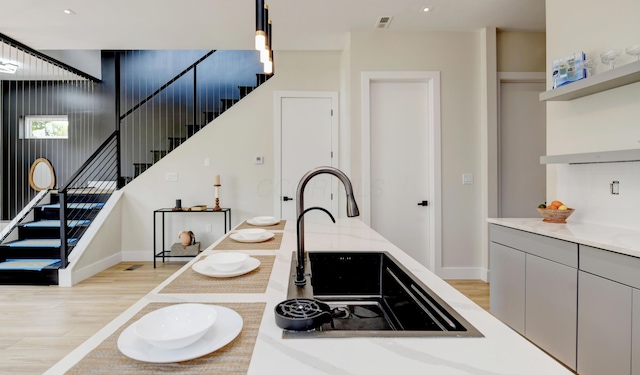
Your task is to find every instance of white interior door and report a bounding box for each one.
[368,80,433,269]
[277,93,338,221]
[499,79,546,217]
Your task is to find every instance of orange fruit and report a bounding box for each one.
[547,205,557,210]
[550,200,563,208]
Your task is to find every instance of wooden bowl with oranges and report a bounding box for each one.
[536,200,575,223]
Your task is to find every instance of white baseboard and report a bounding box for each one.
[58,252,122,287]
[438,266,484,280]
[480,267,490,283]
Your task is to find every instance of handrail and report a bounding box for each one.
[0,32,101,82]
[59,130,120,268]
[119,50,216,121]
[60,130,120,192]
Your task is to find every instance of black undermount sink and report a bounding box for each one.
[280,251,483,338]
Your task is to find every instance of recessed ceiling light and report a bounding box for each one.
[63,9,76,15]
[422,7,432,12]
[0,63,18,74]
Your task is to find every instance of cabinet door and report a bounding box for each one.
[633,289,640,375]
[490,242,525,334]
[525,255,577,370]
[578,271,632,375]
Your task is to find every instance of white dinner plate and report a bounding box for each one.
[117,305,243,363]
[230,231,275,243]
[192,257,261,278]
[246,218,280,226]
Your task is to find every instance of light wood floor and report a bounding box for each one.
[0,262,489,374]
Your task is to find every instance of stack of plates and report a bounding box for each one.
[192,253,261,278]
[230,228,275,243]
[246,216,280,227]
[117,304,243,363]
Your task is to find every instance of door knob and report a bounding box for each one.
[283,196,294,201]
[417,200,429,206]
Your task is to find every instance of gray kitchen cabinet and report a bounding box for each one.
[525,255,577,369]
[579,244,640,375]
[633,289,640,375]
[577,270,632,375]
[489,224,578,370]
[489,241,525,335]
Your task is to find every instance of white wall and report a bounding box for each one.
[119,51,342,260]
[348,30,483,276]
[545,0,640,226]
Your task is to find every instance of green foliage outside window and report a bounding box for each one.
[24,116,69,139]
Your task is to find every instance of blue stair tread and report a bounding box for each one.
[40,203,105,210]
[22,220,91,228]
[4,238,78,247]
[0,259,60,271]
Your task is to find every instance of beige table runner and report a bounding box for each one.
[235,220,286,230]
[159,255,275,294]
[67,302,265,375]
[213,233,283,251]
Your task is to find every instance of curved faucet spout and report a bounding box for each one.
[294,166,359,286]
[295,207,335,286]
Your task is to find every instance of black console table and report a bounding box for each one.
[153,208,231,267]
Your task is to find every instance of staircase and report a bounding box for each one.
[131,73,272,178]
[0,190,109,285]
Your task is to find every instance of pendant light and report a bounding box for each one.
[263,21,273,74]
[260,20,271,63]
[255,0,266,51]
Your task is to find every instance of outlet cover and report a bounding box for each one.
[255,156,264,165]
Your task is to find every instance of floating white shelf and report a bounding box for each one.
[540,149,640,164]
[540,60,640,101]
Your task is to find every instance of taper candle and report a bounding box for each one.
[214,174,221,186]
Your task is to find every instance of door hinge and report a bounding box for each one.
[331,193,334,200]
[331,151,333,158]
[331,109,333,116]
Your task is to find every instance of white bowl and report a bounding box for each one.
[134,304,217,350]
[206,252,250,272]
[253,216,276,224]
[236,228,267,240]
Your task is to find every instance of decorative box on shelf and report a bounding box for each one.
[169,242,201,256]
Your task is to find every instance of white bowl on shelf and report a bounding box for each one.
[236,228,267,240]
[134,303,217,350]
[206,252,250,272]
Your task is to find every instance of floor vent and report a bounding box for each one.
[375,16,393,29]
[125,264,143,271]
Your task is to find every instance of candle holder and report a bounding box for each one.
[213,184,221,211]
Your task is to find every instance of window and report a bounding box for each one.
[23,115,69,139]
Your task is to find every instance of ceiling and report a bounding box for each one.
[0,0,545,51]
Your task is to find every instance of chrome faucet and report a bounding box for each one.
[294,166,360,286]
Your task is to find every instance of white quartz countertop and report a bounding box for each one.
[487,218,640,258]
[47,218,572,374]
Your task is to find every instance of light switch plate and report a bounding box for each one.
[204,158,210,167]
[165,172,178,182]
[462,173,473,185]
[255,156,264,165]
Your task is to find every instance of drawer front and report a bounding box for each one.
[580,245,640,289]
[489,224,578,267]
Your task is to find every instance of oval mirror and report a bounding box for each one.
[29,158,56,191]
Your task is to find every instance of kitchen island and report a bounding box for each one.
[46,218,572,374]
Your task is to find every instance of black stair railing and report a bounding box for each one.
[118,49,268,181]
[58,130,120,268]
